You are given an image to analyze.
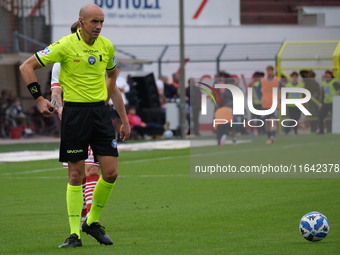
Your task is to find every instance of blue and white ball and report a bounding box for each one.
[163,130,173,139]
[299,211,329,242]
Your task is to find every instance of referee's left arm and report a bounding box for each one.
[19,55,56,117]
[107,68,131,141]
[106,68,117,105]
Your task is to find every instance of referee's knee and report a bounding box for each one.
[102,167,118,183]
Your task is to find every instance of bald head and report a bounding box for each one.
[78,3,104,44]
[79,3,103,19]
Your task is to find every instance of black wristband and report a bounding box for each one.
[27,82,42,100]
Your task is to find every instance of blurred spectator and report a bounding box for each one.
[249,71,265,135]
[217,71,230,83]
[7,90,17,105]
[214,106,236,145]
[156,76,168,109]
[0,89,10,109]
[160,75,178,100]
[216,71,233,108]
[170,72,180,88]
[0,89,10,137]
[318,70,340,134]
[256,65,284,144]
[300,70,320,133]
[284,72,304,135]
[5,98,33,136]
[127,106,164,139]
[217,71,247,135]
[125,74,137,107]
[6,98,25,127]
[116,67,130,107]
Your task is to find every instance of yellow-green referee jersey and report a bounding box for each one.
[35,28,117,103]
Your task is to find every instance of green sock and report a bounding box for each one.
[66,184,83,237]
[87,177,115,225]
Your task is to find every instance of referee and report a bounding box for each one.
[19,3,130,248]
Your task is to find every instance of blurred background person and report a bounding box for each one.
[161,75,178,101]
[256,65,284,144]
[284,72,304,135]
[127,106,164,139]
[0,89,10,137]
[5,98,33,136]
[248,71,265,135]
[170,72,180,88]
[300,70,320,133]
[318,70,340,134]
[156,76,168,109]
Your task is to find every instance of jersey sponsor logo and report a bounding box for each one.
[67,149,84,154]
[113,57,117,67]
[112,139,117,148]
[88,56,96,65]
[37,47,51,57]
[74,59,80,62]
[83,49,99,53]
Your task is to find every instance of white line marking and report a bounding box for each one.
[0,155,188,176]
[2,174,188,180]
[0,140,190,162]
[1,167,63,176]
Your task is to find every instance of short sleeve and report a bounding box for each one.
[35,39,65,67]
[106,43,117,71]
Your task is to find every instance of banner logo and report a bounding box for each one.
[197,82,222,115]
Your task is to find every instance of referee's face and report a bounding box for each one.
[81,8,104,40]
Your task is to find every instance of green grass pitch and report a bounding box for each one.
[0,134,339,254]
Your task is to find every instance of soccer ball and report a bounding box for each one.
[163,130,173,139]
[299,211,330,242]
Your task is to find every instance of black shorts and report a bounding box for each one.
[59,101,118,163]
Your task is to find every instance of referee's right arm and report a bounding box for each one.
[19,55,56,117]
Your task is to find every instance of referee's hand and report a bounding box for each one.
[36,97,56,117]
[120,122,131,142]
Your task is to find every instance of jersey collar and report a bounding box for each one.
[76,28,81,41]
[76,28,97,46]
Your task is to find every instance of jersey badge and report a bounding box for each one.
[111,139,117,149]
[88,56,96,65]
[37,47,51,57]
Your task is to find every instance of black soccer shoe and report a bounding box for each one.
[82,220,113,245]
[58,234,82,248]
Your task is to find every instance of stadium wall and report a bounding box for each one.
[49,0,340,79]
[53,25,340,80]
[105,25,340,79]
